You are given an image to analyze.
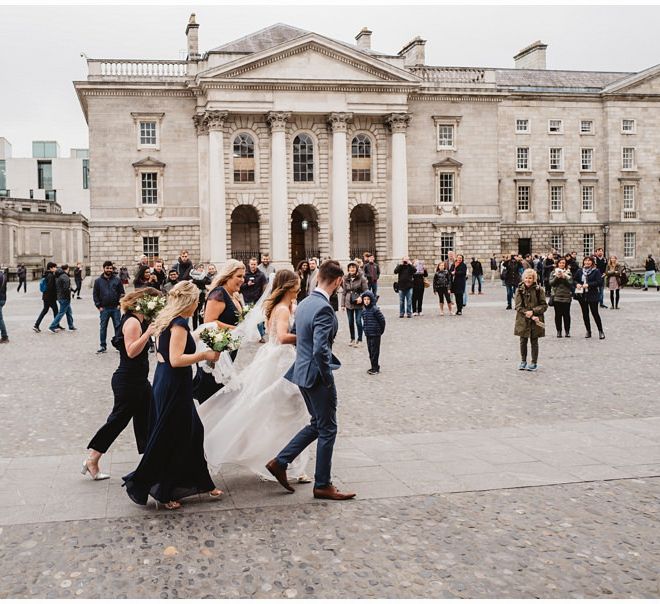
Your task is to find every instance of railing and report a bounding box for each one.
[88,59,188,79]
[410,66,491,84]
[231,250,262,267]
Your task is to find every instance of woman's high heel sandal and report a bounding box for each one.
[81,459,110,481]
[209,489,223,498]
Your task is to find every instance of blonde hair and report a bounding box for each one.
[119,287,162,313]
[152,281,199,337]
[209,259,245,291]
[522,268,538,283]
[263,270,299,320]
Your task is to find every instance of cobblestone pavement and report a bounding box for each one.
[0,280,659,597]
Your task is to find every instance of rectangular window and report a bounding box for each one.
[37,160,52,189]
[581,148,594,171]
[549,148,563,171]
[517,185,530,212]
[550,185,563,211]
[548,119,563,133]
[550,234,564,255]
[0,189,9,198]
[583,233,595,257]
[32,141,58,158]
[351,168,371,182]
[581,185,594,212]
[438,173,454,204]
[622,147,635,170]
[622,119,635,133]
[624,232,636,258]
[139,121,157,146]
[141,172,158,205]
[437,125,454,149]
[622,184,635,210]
[143,236,159,259]
[440,234,455,260]
[516,119,529,133]
[580,120,594,134]
[45,190,56,201]
[82,159,89,189]
[0,159,5,190]
[22,205,32,212]
[516,147,529,170]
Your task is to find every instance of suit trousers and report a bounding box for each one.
[276,378,338,489]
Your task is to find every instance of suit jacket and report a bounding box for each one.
[284,290,340,388]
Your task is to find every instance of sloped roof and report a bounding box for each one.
[495,68,632,91]
[209,24,310,53]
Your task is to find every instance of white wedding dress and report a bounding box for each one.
[197,313,311,480]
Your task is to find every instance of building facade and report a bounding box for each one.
[74,18,660,272]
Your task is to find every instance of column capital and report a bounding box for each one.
[192,113,208,135]
[386,113,411,134]
[267,111,291,133]
[204,110,228,131]
[327,112,353,133]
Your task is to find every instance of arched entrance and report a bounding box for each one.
[291,205,320,267]
[230,205,260,265]
[349,204,376,260]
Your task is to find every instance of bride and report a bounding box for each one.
[197,269,311,482]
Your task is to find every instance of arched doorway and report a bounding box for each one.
[349,204,376,260]
[231,205,260,265]
[291,205,320,267]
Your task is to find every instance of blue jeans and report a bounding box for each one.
[0,300,7,338]
[644,271,658,287]
[370,282,378,297]
[399,287,412,316]
[258,321,266,339]
[346,307,364,342]
[506,284,516,308]
[277,378,338,488]
[471,274,484,293]
[99,307,121,348]
[49,299,74,330]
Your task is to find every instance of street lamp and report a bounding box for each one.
[301,219,309,231]
[602,224,610,256]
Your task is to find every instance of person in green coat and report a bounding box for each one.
[514,269,548,372]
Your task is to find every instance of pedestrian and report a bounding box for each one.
[71,262,84,299]
[48,264,76,333]
[341,261,368,346]
[240,257,268,341]
[119,266,129,286]
[122,281,223,510]
[450,254,468,315]
[605,255,624,309]
[172,249,193,281]
[363,254,380,297]
[394,256,415,318]
[543,252,555,296]
[33,262,59,332]
[361,290,385,375]
[257,252,277,278]
[432,261,452,316]
[594,248,608,308]
[0,268,8,343]
[151,259,167,291]
[133,265,154,289]
[514,268,547,371]
[411,258,428,316]
[470,257,484,294]
[306,257,319,295]
[549,257,573,338]
[503,254,522,310]
[643,254,659,291]
[575,256,605,339]
[296,260,310,303]
[93,260,125,353]
[16,264,27,293]
[163,269,180,294]
[83,287,161,480]
[490,254,498,282]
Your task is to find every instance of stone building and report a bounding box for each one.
[74,17,660,272]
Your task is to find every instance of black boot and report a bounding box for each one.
[599,331,605,340]
[565,332,571,338]
[585,331,592,338]
[557,331,562,338]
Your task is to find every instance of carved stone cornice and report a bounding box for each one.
[386,113,411,133]
[327,112,353,133]
[267,111,291,133]
[204,110,228,131]
[193,113,208,135]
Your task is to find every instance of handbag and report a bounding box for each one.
[423,278,431,288]
[393,282,400,293]
[547,294,554,307]
[349,292,363,305]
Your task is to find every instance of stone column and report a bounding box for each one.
[193,114,210,262]
[267,112,291,266]
[328,112,353,263]
[206,111,228,265]
[387,113,411,261]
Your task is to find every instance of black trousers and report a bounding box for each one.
[35,299,58,328]
[87,375,151,454]
[553,301,571,334]
[17,279,26,292]
[520,337,539,363]
[578,298,603,333]
[610,289,620,308]
[454,289,465,312]
[366,336,381,371]
[412,282,425,313]
[72,279,82,296]
[436,289,451,304]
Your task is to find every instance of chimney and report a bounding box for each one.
[186,13,200,60]
[514,40,547,70]
[398,36,426,67]
[355,27,372,50]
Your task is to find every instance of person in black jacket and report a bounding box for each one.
[433,261,453,315]
[72,262,83,299]
[172,249,193,281]
[643,254,659,291]
[0,268,8,343]
[93,260,126,353]
[575,256,605,339]
[16,264,27,293]
[450,254,468,315]
[594,248,608,308]
[394,256,416,318]
[470,258,484,294]
[33,262,59,332]
[48,264,75,332]
[361,290,386,375]
[503,255,523,309]
[411,259,428,316]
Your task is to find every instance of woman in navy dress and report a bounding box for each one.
[83,287,161,480]
[123,281,222,510]
[193,259,245,403]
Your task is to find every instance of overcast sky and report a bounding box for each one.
[2,4,660,157]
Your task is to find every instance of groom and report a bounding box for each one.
[266,260,356,500]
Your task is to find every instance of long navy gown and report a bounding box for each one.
[123,316,215,504]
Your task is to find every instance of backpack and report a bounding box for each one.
[39,276,48,293]
[619,269,629,286]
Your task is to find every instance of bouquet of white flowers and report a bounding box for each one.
[198,326,241,369]
[132,294,166,322]
[236,303,253,324]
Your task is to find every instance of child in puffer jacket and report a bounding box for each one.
[361,290,386,374]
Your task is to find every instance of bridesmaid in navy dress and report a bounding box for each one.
[123,281,222,510]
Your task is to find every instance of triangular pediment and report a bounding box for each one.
[433,157,463,168]
[603,64,660,94]
[132,157,166,168]
[198,33,419,84]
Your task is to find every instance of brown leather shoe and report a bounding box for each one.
[265,459,295,493]
[313,485,356,500]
